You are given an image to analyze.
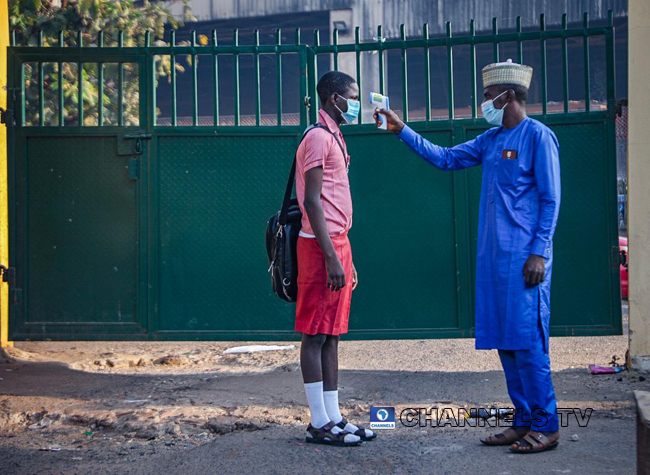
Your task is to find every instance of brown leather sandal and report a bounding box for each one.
[510,431,560,454]
[305,422,362,447]
[335,417,377,441]
[480,427,530,446]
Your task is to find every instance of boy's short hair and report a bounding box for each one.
[317,71,357,105]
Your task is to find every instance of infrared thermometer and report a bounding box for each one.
[370,92,389,130]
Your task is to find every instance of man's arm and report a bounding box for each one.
[304,167,346,292]
[376,108,484,171]
[523,129,561,286]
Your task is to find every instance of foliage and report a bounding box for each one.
[10,0,195,126]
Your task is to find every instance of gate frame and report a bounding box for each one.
[6,12,622,340]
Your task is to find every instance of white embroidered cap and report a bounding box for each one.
[482,59,533,89]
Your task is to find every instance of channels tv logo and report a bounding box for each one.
[370,407,396,430]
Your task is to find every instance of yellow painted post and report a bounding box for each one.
[0,0,12,348]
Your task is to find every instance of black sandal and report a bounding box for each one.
[336,417,377,441]
[510,431,560,454]
[305,422,362,447]
[480,427,529,446]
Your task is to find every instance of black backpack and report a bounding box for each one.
[266,123,345,302]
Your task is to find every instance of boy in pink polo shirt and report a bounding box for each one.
[295,71,376,446]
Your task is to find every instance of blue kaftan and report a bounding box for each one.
[398,117,561,351]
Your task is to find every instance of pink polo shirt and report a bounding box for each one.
[295,109,353,237]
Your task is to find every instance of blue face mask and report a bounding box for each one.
[481,90,509,126]
[334,95,360,124]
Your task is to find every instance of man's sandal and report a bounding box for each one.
[480,428,529,446]
[335,417,377,441]
[510,431,560,454]
[305,422,362,447]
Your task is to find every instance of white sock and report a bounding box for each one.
[304,382,330,429]
[323,390,344,424]
[323,390,373,439]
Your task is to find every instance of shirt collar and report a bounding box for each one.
[318,109,342,135]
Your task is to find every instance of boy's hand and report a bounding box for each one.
[374,108,405,134]
[325,255,346,292]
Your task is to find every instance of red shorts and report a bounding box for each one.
[294,235,353,336]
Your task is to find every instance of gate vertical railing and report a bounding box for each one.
[8,14,616,131]
[6,11,621,339]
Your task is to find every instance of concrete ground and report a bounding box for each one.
[0,335,644,474]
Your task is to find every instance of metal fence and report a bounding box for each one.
[14,12,614,129]
[6,11,622,340]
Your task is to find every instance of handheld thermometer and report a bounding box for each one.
[370,92,389,130]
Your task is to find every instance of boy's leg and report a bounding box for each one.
[322,335,375,440]
[300,333,330,429]
[301,333,361,445]
[322,335,341,423]
[321,335,339,391]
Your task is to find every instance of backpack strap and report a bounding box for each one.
[278,123,346,225]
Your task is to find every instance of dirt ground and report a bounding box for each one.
[0,335,645,474]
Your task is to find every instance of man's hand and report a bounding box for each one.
[326,255,346,292]
[523,255,545,287]
[352,264,358,291]
[374,108,405,134]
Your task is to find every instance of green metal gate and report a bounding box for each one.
[7,13,622,340]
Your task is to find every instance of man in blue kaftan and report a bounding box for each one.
[376,60,561,453]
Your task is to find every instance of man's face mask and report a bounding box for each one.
[334,94,360,124]
[481,90,509,126]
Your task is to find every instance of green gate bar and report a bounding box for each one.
[584,13,591,112]
[469,20,476,119]
[446,21,454,120]
[191,31,198,126]
[254,30,261,126]
[492,18,499,62]
[540,14,548,115]
[354,26,363,124]
[98,31,104,126]
[37,31,43,126]
[118,31,124,126]
[423,23,432,122]
[77,30,83,126]
[212,29,219,126]
[400,24,408,122]
[516,17,523,64]
[233,28,240,126]
[377,25,385,95]
[332,28,339,71]
[58,30,64,127]
[276,29,282,126]
[562,14,570,113]
[607,10,616,111]
[170,30,177,126]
